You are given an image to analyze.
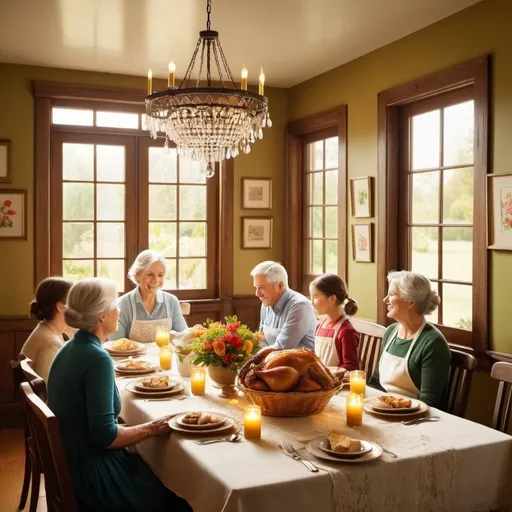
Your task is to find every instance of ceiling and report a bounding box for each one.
[0,0,482,87]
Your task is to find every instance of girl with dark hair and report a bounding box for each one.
[310,273,360,371]
[21,276,73,380]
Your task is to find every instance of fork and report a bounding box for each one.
[402,416,441,426]
[280,440,319,472]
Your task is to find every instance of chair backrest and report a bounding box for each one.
[179,302,191,316]
[350,318,386,380]
[11,356,30,437]
[20,357,47,402]
[491,361,512,433]
[20,382,79,512]
[446,349,477,417]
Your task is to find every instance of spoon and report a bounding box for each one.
[197,433,241,445]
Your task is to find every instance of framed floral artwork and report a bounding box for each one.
[350,176,373,218]
[0,140,12,184]
[352,223,373,262]
[241,217,273,249]
[242,178,272,209]
[488,173,512,250]
[0,189,27,240]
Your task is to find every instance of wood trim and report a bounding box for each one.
[220,159,234,317]
[377,55,489,355]
[288,107,347,136]
[0,139,12,184]
[487,351,512,364]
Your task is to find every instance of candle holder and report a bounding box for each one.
[349,370,366,396]
[190,366,206,396]
[159,346,172,371]
[346,392,364,427]
[243,404,262,440]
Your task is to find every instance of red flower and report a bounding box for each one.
[3,200,11,207]
[7,209,15,215]
[225,332,234,342]
[223,354,234,364]
[2,215,8,220]
[230,336,242,349]
[203,341,213,351]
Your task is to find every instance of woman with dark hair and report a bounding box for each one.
[21,276,73,380]
[310,273,360,371]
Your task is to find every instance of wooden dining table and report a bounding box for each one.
[117,347,512,512]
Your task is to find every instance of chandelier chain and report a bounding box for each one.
[212,42,225,87]
[218,43,237,88]
[196,39,206,87]
[206,39,212,86]
[180,37,201,89]
[206,0,212,31]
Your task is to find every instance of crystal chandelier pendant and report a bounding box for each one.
[144,0,271,178]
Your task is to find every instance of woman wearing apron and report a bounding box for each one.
[310,274,360,372]
[368,270,451,408]
[110,250,188,342]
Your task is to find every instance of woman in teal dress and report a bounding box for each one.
[47,277,191,512]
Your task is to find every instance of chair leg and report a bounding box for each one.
[28,465,41,512]
[17,441,31,510]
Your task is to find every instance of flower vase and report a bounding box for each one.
[207,365,238,398]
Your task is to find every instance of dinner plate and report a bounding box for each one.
[367,397,421,413]
[168,413,237,435]
[318,438,373,459]
[306,438,382,464]
[176,412,227,430]
[115,360,157,375]
[133,377,177,392]
[364,398,429,419]
[104,340,145,355]
[125,381,184,397]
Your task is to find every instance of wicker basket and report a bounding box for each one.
[237,381,344,417]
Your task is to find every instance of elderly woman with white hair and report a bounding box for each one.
[110,249,187,342]
[47,278,191,511]
[368,270,451,408]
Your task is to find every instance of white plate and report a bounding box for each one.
[367,397,421,413]
[125,381,184,397]
[133,377,177,392]
[116,360,157,374]
[104,340,145,355]
[364,398,429,419]
[318,438,373,459]
[176,412,227,430]
[306,438,382,464]
[168,413,237,435]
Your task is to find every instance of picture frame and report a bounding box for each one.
[351,223,373,262]
[241,217,273,249]
[350,176,373,218]
[0,140,12,184]
[0,189,27,240]
[488,173,512,250]
[242,178,272,209]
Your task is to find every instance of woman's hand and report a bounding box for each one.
[150,415,175,435]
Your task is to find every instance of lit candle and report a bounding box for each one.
[244,405,261,440]
[258,67,265,95]
[241,67,248,91]
[346,392,364,427]
[155,326,169,347]
[147,69,153,95]
[350,370,366,396]
[190,366,206,396]
[168,60,176,88]
[159,346,172,371]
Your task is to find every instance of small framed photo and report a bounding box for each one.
[0,189,27,240]
[352,223,373,262]
[0,140,12,184]
[241,217,273,249]
[242,178,272,209]
[350,176,373,218]
[488,173,512,250]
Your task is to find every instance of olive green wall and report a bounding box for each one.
[0,64,287,314]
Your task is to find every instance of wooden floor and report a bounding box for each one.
[0,428,46,512]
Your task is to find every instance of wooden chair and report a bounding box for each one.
[20,381,79,512]
[490,361,512,433]
[179,301,191,316]
[350,318,386,380]
[20,357,47,403]
[446,349,477,418]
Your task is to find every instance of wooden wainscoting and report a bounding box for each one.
[232,296,261,332]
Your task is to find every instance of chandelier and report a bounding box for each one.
[144,0,272,178]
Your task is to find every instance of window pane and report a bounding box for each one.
[63,259,94,282]
[63,143,94,181]
[411,171,440,223]
[307,207,323,238]
[411,227,438,279]
[164,258,177,289]
[325,207,338,239]
[96,111,139,129]
[98,259,125,292]
[179,258,206,289]
[149,147,177,183]
[313,141,323,170]
[179,186,206,220]
[443,167,473,223]
[63,222,94,258]
[149,222,177,257]
[325,137,338,169]
[443,100,474,166]
[52,108,93,126]
[179,222,206,257]
[325,170,338,204]
[179,157,206,184]
[63,183,94,220]
[443,284,472,330]
[97,145,125,182]
[312,240,323,274]
[308,172,323,205]
[442,228,472,282]
[149,185,177,220]
[325,240,337,273]
[97,184,125,220]
[412,110,440,170]
[97,223,125,258]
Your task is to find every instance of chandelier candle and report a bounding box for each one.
[241,67,248,91]
[259,68,265,95]
[190,366,206,395]
[244,405,262,440]
[168,61,175,88]
[147,69,152,95]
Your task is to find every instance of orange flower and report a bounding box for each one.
[244,340,253,355]
[212,340,226,357]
